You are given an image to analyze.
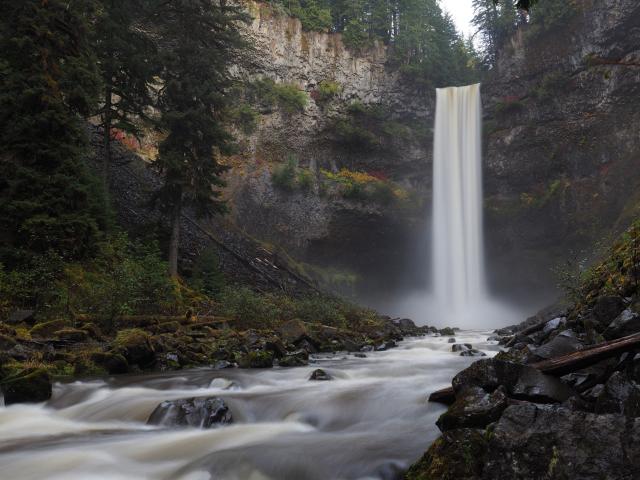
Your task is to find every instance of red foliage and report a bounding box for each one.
[368,170,389,181]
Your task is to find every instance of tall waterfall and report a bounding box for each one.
[432,84,487,317]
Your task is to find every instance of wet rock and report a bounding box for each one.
[439,327,456,336]
[214,360,234,369]
[156,321,181,334]
[592,295,626,329]
[264,338,288,358]
[487,334,500,342]
[375,340,397,351]
[147,397,232,428]
[595,371,640,417]
[531,329,583,361]
[603,308,640,340]
[451,343,472,352]
[436,386,508,432]
[354,353,367,358]
[453,359,574,403]
[309,368,332,381]
[0,334,17,351]
[294,337,319,354]
[6,310,35,325]
[448,338,456,343]
[1,368,52,405]
[238,350,273,369]
[504,333,533,348]
[391,318,419,335]
[7,344,30,361]
[278,350,309,367]
[90,352,129,375]
[482,404,640,480]
[542,316,566,335]
[460,349,487,357]
[360,345,374,352]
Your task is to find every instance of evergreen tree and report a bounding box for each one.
[472,0,518,68]
[152,0,248,277]
[93,0,158,195]
[0,0,105,266]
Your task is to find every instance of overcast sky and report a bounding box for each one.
[440,0,475,38]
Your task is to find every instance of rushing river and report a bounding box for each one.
[0,331,498,480]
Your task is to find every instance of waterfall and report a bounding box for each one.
[432,84,487,319]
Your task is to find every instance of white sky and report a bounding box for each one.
[440,0,475,38]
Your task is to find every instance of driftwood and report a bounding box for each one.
[429,332,640,405]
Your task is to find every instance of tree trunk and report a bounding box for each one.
[168,192,182,278]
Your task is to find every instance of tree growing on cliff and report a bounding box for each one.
[0,0,106,267]
[93,0,158,198]
[472,0,519,67]
[152,0,248,277]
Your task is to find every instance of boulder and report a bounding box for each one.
[264,338,288,358]
[592,295,626,328]
[436,386,508,432]
[451,343,472,352]
[90,351,129,374]
[595,371,640,417]
[277,319,308,344]
[392,318,418,335]
[603,308,640,340]
[147,397,232,428]
[237,351,273,369]
[354,353,367,358]
[453,359,574,403]
[448,338,456,343]
[531,329,584,360]
[1,368,52,405]
[309,368,332,381]
[543,316,567,335]
[55,328,90,342]
[278,350,309,367]
[460,349,487,357]
[439,327,456,336]
[294,337,320,354]
[113,329,156,368]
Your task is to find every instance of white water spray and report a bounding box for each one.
[432,84,486,311]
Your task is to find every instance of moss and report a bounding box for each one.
[114,328,151,348]
[30,319,69,338]
[237,350,274,369]
[548,445,560,477]
[0,368,52,405]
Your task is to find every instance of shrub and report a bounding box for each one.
[297,169,314,191]
[272,156,298,191]
[369,181,396,205]
[274,83,308,113]
[494,98,525,117]
[232,104,259,134]
[292,295,346,328]
[315,80,341,103]
[217,286,280,329]
[246,78,308,114]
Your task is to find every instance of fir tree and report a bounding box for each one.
[93,0,158,195]
[0,0,105,266]
[152,0,248,277]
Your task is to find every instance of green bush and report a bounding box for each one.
[272,156,298,191]
[289,1,332,31]
[369,181,396,205]
[316,80,341,103]
[292,295,346,328]
[297,169,314,191]
[217,286,280,329]
[232,104,259,134]
[247,78,307,114]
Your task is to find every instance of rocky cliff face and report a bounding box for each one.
[482,0,640,302]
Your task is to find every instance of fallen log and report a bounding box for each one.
[429,332,640,405]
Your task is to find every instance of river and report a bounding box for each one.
[0,331,498,480]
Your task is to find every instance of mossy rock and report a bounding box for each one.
[404,429,487,480]
[79,323,103,340]
[237,350,274,369]
[55,328,90,342]
[156,321,182,334]
[0,368,52,405]
[439,327,456,336]
[113,329,155,368]
[90,351,129,375]
[0,323,17,337]
[73,359,108,377]
[30,319,69,338]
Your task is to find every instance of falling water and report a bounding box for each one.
[432,84,485,314]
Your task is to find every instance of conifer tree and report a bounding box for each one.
[0,0,105,266]
[93,0,158,194]
[152,0,248,277]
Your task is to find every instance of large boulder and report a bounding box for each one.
[309,368,332,381]
[90,351,129,375]
[603,308,640,340]
[113,329,155,368]
[530,329,584,360]
[277,319,308,344]
[147,397,232,428]
[278,350,309,367]
[436,386,508,432]
[451,343,473,352]
[592,296,626,329]
[1,368,52,405]
[237,350,273,368]
[594,371,640,417]
[452,359,574,403]
[482,404,640,480]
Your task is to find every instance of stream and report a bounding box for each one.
[0,331,498,480]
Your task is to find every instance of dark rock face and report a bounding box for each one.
[147,397,232,428]
[460,349,487,357]
[592,296,626,329]
[1,369,52,405]
[436,387,508,432]
[309,369,332,381]
[530,329,584,360]
[604,308,640,340]
[483,405,640,480]
[594,371,640,417]
[451,343,472,352]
